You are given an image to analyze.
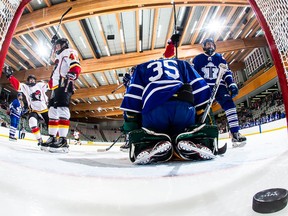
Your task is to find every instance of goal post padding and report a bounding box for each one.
[0,0,31,77]
[248,0,288,127]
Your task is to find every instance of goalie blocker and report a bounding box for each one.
[128,124,219,165]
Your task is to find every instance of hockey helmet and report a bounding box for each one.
[26,74,37,86]
[202,38,216,56]
[55,38,69,54]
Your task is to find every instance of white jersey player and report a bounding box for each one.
[73,130,81,145]
[4,67,50,146]
[44,37,81,153]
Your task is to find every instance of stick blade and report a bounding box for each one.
[97,148,107,152]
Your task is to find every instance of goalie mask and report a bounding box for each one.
[26,74,37,87]
[202,38,216,56]
[55,38,69,54]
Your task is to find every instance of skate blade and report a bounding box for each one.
[232,141,246,148]
[134,143,172,165]
[40,146,49,152]
[49,147,69,153]
[120,148,129,153]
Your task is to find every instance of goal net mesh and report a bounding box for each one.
[253,0,288,79]
[0,0,21,51]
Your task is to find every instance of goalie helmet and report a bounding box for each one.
[202,38,216,56]
[26,74,37,87]
[55,38,69,54]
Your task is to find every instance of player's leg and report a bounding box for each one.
[216,87,246,147]
[9,115,18,141]
[28,112,43,146]
[49,107,70,153]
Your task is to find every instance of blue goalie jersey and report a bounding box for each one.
[192,53,236,89]
[120,59,211,114]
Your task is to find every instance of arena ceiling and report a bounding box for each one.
[0,0,268,123]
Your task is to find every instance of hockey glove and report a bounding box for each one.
[3,66,13,79]
[229,85,238,98]
[122,111,141,134]
[170,34,181,47]
[64,72,77,93]
[123,73,131,88]
[51,35,58,45]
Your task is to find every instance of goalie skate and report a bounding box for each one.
[177,140,216,160]
[133,141,172,165]
[232,132,246,148]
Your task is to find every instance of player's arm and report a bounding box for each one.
[66,50,81,79]
[220,56,238,98]
[2,66,21,90]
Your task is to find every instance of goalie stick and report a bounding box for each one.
[97,134,124,152]
[172,1,178,58]
[47,7,72,67]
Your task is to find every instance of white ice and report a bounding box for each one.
[0,128,288,216]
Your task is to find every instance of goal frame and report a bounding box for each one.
[248,0,288,127]
[0,0,31,77]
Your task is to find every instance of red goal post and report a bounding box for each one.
[0,0,31,77]
[248,0,288,127]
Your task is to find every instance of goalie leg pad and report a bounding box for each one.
[176,140,215,160]
[128,128,173,164]
[175,124,219,154]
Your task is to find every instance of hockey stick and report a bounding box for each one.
[200,63,228,123]
[172,1,178,58]
[97,134,124,152]
[111,83,124,94]
[47,7,72,67]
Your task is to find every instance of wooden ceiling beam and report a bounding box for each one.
[70,99,122,111]
[71,109,123,118]
[0,37,267,84]
[15,0,249,36]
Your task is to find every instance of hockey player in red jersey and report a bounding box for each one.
[44,37,81,153]
[3,67,50,148]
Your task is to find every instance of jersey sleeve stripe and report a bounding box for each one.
[123,94,142,100]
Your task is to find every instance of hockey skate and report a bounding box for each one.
[177,140,216,160]
[120,141,129,152]
[49,137,69,153]
[231,132,246,148]
[9,136,17,141]
[133,141,173,165]
[40,136,56,151]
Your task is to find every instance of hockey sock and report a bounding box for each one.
[31,127,41,140]
[48,119,59,136]
[58,119,70,137]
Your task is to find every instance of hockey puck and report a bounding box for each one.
[252,188,288,213]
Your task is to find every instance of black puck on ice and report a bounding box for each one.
[252,188,288,213]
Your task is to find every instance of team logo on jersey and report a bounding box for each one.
[69,53,75,60]
[201,62,219,80]
[31,90,41,101]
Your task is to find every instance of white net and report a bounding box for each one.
[0,0,21,51]
[254,0,288,80]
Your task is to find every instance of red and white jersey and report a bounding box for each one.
[50,48,80,89]
[73,131,79,139]
[20,82,49,113]
[8,76,49,113]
